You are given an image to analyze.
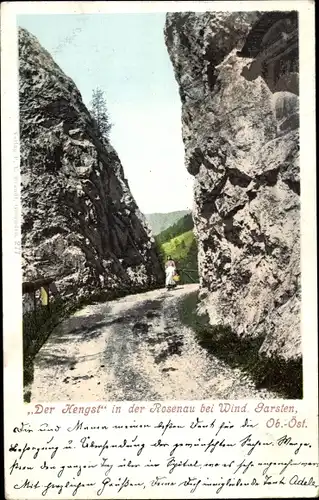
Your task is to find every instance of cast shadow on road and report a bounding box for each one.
[35,298,165,367]
[56,314,125,344]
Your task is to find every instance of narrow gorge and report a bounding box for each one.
[20,13,302,401]
[164,11,300,382]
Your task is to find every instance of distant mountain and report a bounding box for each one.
[145,210,190,235]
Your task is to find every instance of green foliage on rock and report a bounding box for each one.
[89,87,113,141]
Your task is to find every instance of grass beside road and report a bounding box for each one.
[178,290,302,399]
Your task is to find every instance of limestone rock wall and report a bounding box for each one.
[19,28,164,303]
[165,11,300,362]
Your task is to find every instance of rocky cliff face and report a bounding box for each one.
[165,12,300,362]
[19,28,164,303]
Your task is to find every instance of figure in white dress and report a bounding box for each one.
[165,255,176,289]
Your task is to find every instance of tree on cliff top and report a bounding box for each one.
[89,87,112,141]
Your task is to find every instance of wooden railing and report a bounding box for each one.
[179,269,198,283]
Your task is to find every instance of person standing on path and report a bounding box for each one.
[165,255,176,289]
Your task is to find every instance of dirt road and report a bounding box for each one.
[30,284,279,401]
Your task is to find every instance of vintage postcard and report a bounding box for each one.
[2,0,318,498]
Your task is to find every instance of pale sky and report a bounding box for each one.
[17,13,194,214]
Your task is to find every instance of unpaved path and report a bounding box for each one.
[30,284,279,401]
